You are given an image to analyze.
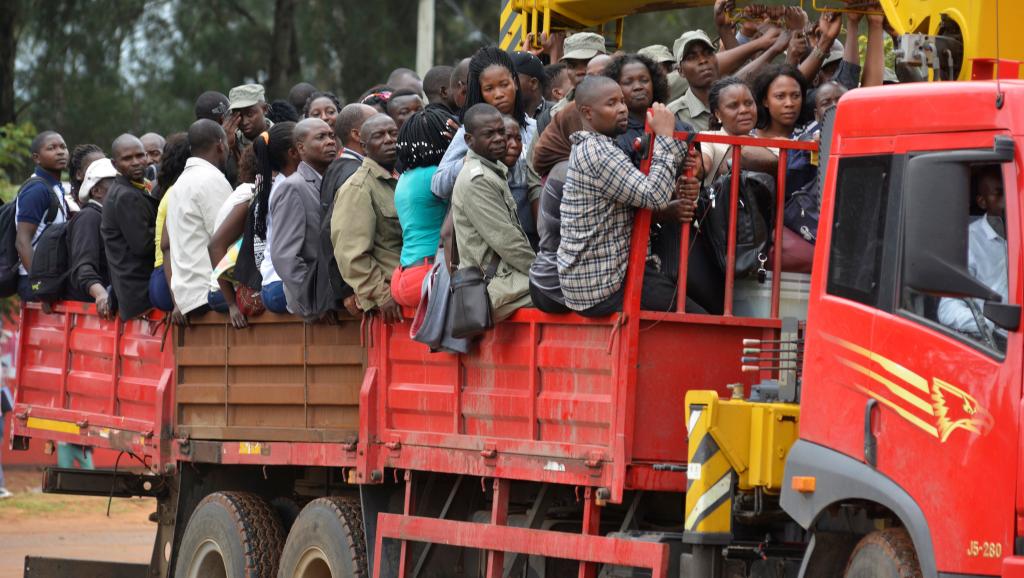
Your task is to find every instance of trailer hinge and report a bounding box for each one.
[481,443,498,460]
[385,440,402,452]
[76,419,89,428]
[585,452,604,468]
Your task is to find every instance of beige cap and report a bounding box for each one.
[228,84,266,110]
[639,45,675,65]
[561,32,608,62]
[673,30,716,64]
[79,158,117,203]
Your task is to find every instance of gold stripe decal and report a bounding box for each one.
[823,333,994,443]
[26,417,81,436]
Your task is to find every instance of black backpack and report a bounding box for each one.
[28,220,70,302]
[698,170,775,279]
[0,176,57,297]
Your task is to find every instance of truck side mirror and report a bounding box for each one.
[903,137,1015,303]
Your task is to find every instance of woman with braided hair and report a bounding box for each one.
[68,144,105,208]
[390,108,455,307]
[430,46,539,243]
[248,122,300,314]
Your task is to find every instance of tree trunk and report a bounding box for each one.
[268,0,298,100]
[0,0,20,125]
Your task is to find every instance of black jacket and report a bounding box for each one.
[66,202,109,301]
[101,176,158,319]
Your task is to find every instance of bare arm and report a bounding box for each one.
[799,12,842,83]
[715,0,739,51]
[209,203,250,328]
[861,14,885,87]
[15,223,38,271]
[718,27,781,76]
[736,28,790,81]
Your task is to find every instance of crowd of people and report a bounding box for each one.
[12,3,897,329]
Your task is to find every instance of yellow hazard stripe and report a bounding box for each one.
[26,417,81,436]
[824,334,929,393]
[839,357,934,415]
[856,385,939,438]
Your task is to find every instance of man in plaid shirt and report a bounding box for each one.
[557,76,699,316]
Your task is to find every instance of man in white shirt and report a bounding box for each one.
[166,119,232,322]
[938,167,1008,336]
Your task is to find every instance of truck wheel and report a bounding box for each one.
[844,528,923,578]
[277,497,367,578]
[174,491,286,578]
[271,497,303,532]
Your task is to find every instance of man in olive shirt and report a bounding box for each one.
[667,30,719,132]
[332,114,404,323]
[452,104,535,322]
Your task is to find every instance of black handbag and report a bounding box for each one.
[449,255,501,339]
[784,180,820,244]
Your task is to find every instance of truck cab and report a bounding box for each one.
[782,80,1024,578]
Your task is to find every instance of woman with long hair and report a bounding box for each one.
[431,46,539,245]
[390,108,455,307]
[149,133,189,312]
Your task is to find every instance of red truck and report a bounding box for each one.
[9,80,1024,578]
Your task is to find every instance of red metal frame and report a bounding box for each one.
[372,513,669,578]
[363,129,816,574]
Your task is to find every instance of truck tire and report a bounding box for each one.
[174,491,286,578]
[844,528,923,578]
[277,497,367,578]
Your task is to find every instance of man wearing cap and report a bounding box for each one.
[640,45,688,102]
[67,158,116,318]
[561,32,607,87]
[668,30,720,132]
[194,91,230,123]
[536,33,610,135]
[225,83,274,186]
[512,51,552,120]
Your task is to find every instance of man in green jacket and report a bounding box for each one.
[332,114,404,323]
[452,104,535,322]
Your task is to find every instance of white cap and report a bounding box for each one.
[79,158,117,203]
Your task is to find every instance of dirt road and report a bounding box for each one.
[0,468,156,578]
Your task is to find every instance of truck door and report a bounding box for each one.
[868,133,1021,576]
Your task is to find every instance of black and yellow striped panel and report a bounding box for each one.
[500,0,525,51]
[684,404,733,536]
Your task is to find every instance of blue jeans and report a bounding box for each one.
[207,290,229,313]
[149,267,173,312]
[261,281,289,314]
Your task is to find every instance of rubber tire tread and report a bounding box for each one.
[277,496,367,578]
[174,491,286,578]
[843,527,923,578]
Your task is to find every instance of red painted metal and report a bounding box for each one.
[798,82,1024,576]
[723,146,742,316]
[372,514,669,578]
[578,488,601,578]
[486,478,511,578]
[770,149,788,319]
[11,302,173,469]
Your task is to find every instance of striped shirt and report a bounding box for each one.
[557,131,685,310]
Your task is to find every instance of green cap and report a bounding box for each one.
[561,32,608,62]
[673,30,715,64]
[228,83,266,110]
[638,45,675,64]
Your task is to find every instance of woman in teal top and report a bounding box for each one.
[391,108,455,307]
